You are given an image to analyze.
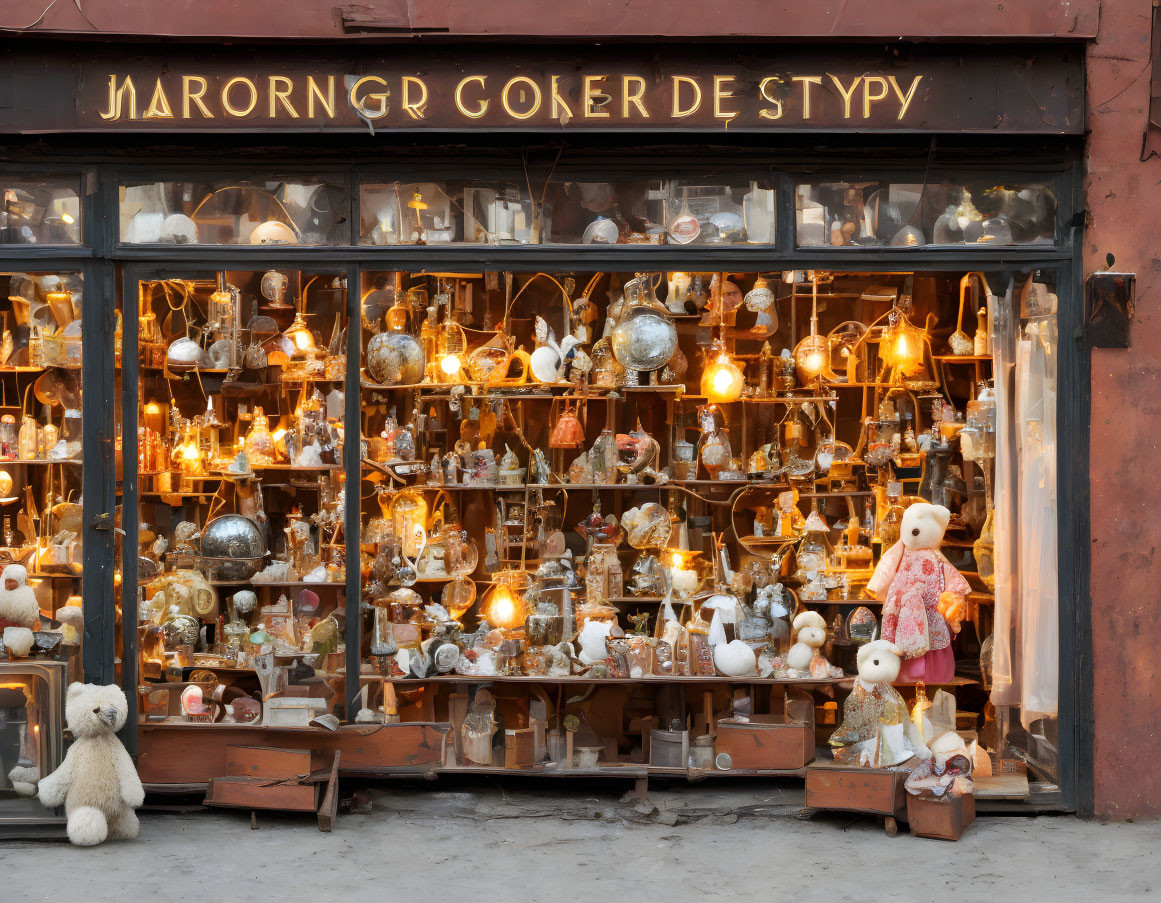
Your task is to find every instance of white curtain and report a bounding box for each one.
[989,277,1059,729]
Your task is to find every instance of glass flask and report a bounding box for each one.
[243,407,276,464]
[878,481,905,548]
[696,405,732,479]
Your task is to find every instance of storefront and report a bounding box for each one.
[0,37,1091,825]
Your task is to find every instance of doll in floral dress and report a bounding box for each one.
[865,503,970,683]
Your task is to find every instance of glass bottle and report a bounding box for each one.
[18,415,37,460]
[589,429,618,484]
[696,405,732,479]
[243,407,276,465]
[974,508,996,591]
[878,480,904,548]
[420,304,439,381]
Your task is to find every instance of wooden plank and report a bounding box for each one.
[973,774,1031,800]
[206,777,319,812]
[805,763,906,816]
[225,746,313,779]
[139,723,449,785]
[317,752,341,833]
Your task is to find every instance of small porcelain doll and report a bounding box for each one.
[866,503,969,683]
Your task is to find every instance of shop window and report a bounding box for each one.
[118,179,350,245]
[121,269,348,726]
[358,178,776,246]
[360,181,535,245]
[0,177,82,246]
[796,180,1057,248]
[0,662,68,819]
[542,179,775,245]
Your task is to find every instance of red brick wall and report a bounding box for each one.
[1086,0,1161,820]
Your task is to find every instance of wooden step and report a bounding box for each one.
[205,776,319,812]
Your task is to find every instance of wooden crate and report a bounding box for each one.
[504,728,537,769]
[805,762,907,817]
[906,793,976,841]
[715,715,813,771]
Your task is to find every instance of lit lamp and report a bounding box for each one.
[482,569,531,630]
[284,312,317,354]
[879,308,927,379]
[700,340,745,403]
[793,271,831,384]
[408,190,428,242]
[665,548,704,599]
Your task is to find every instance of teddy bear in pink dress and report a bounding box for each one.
[865,503,969,684]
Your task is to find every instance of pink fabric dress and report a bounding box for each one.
[877,548,970,684]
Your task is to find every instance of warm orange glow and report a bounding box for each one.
[700,345,744,403]
[483,583,526,630]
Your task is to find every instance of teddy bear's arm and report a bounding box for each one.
[36,748,75,809]
[865,541,904,601]
[114,745,145,808]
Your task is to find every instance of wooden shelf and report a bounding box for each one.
[361,673,847,687]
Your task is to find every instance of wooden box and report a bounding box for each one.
[504,728,537,769]
[906,793,976,841]
[715,714,813,771]
[805,762,907,816]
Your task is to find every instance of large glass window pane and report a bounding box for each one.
[119,179,349,245]
[358,177,776,246]
[0,270,84,670]
[543,178,775,245]
[123,269,348,728]
[0,177,82,245]
[796,179,1057,248]
[360,181,534,245]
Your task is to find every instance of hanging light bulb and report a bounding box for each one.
[482,570,531,630]
[700,340,745,403]
[793,271,831,384]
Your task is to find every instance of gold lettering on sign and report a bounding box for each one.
[828,74,861,119]
[862,76,889,118]
[454,75,489,119]
[550,75,573,123]
[501,76,542,120]
[183,76,213,119]
[583,75,610,118]
[144,79,173,119]
[221,76,258,118]
[402,76,428,120]
[671,76,702,118]
[713,75,737,124]
[622,75,649,118]
[888,75,923,120]
[793,75,822,120]
[349,75,390,120]
[99,75,138,121]
[268,76,299,118]
[758,77,784,120]
[307,75,335,119]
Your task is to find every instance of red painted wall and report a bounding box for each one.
[1086,1,1161,820]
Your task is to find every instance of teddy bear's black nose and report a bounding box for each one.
[92,707,100,714]
[873,659,880,665]
[912,528,920,536]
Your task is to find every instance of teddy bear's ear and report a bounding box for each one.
[67,682,86,698]
[930,505,951,531]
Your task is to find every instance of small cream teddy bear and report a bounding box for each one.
[37,682,144,846]
[786,611,840,679]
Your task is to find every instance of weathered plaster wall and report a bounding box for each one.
[1086,0,1161,819]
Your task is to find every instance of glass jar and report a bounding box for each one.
[243,407,276,464]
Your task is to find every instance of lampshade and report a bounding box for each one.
[700,343,745,403]
[879,308,927,377]
[284,312,316,353]
[793,332,830,383]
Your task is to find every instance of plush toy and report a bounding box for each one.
[577,620,614,666]
[866,503,969,683]
[0,563,41,629]
[37,682,144,846]
[786,611,839,678]
[829,639,923,766]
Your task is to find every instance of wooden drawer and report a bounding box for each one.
[907,793,976,840]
